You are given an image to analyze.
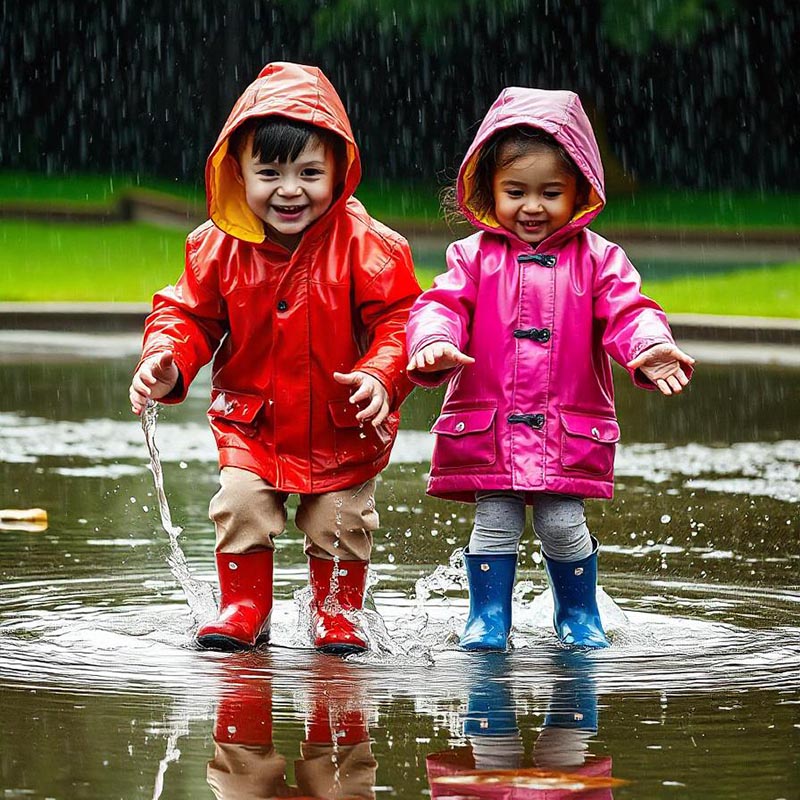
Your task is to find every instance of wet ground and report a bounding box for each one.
[0,332,798,799]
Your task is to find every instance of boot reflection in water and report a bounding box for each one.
[426,654,617,799]
[206,675,291,800]
[296,691,377,799]
[207,659,377,800]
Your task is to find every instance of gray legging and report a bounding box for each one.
[468,490,593,562]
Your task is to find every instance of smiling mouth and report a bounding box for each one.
[272,204,308,216]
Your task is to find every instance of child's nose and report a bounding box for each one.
[522,196,544,213]
[277,179,302,196]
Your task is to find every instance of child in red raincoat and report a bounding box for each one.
[129,62,421,654]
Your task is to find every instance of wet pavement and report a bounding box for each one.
[0,332,798,799]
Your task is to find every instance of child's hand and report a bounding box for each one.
[129,351,180,415]
[407,342,476,373]
[333,371,391,427]
[627,344,695,396]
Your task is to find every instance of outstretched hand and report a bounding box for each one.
[129,351,180,415]
[333,370,391,427]
[627,343,695,396]
[406,341,475,373]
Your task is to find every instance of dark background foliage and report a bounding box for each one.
[2,0,797,190]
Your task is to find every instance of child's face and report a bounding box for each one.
[492,147,578,245]
[237,134,336,249]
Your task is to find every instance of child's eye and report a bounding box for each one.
[506,190,524,198]
[302,168,323,177]
[543,191,562,199]
[257,169,280,178]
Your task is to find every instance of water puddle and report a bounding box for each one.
[1,347,798,798]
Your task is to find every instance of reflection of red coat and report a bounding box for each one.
[426,748,614,800]
[139,62,420,493]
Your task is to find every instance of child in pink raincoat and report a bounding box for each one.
[406,87,695,650]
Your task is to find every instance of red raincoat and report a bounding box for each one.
[139,62,421,493]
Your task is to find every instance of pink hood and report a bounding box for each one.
[458,88,605,250]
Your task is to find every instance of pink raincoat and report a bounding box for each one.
[407,88,686,502]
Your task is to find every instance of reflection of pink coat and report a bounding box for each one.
[426,748,614,799]
[407,88,685,502]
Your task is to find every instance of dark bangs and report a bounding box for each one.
[231,116,345,165]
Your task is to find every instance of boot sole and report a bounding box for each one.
[316,642,366,656]
[196,633,253,652]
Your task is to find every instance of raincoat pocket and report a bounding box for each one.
[559,409,619,476]
[328,400,392,467]
[208,389,265,439]
[431,406,497,469]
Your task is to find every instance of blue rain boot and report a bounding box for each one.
[463,657,519,737]
[544,537,610,649]
[464,681,519,738]
[463,655,524,769]
[460,551,517,651]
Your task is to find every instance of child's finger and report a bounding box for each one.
[674,367,689,386]
[356,394,381,421]
[129,386,146,414]
[349,380,373,405]
[131,374,152,397]
[656,378,672,396]
[333,371,357,385]
[666,374,684,394]
[372,400,390,427]
[454,351,476,365]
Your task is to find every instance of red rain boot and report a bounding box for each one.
[305,696,370,746]
[214,678,273,747]
[308,555,368,655]
[196,550,273,651]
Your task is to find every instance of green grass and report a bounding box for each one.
[0,221,186,302]
[597,189,800,230]
[5,171,800,230]
[0,171,203,208]
[1,171,798,315]
[1,219,798,317]
[644,263,800,318]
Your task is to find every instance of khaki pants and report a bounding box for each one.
[207,741,377,800]
[209,467,378,561]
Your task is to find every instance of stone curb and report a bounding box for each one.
[0,303,797,345]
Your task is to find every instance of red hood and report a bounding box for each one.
[205,61,361,243]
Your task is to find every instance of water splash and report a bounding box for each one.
[141,401,216,624]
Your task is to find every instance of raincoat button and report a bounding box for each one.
[455,421,466,432]
[277,299,288,311]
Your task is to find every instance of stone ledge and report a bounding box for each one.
[0,303,797,343]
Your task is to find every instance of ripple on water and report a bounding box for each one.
[1,572,798,701]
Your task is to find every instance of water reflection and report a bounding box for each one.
[208,656,376,800]
[427,653,623,798]
[0,335,798,798]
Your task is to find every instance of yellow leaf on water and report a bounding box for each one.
[0,508,48,522]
